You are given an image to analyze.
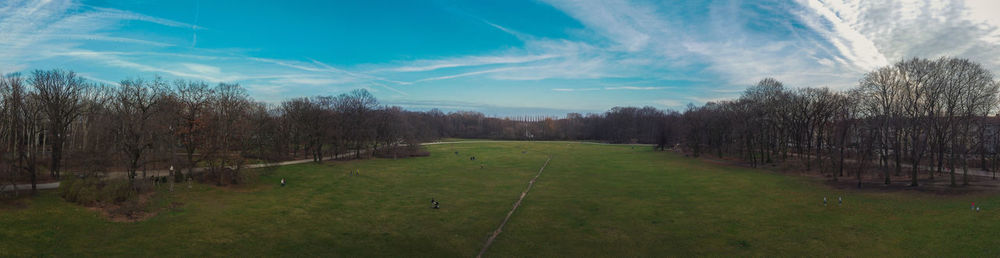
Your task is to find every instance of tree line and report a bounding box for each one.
[1,70,434,194]
[2,69,691,195]
[8,56,991,195]
[423,107,681,146]
[682,57,1000,187]
[433,57,1000,189]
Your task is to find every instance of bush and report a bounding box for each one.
[101,179,135,203]
[59,177,137,206]
[58,177,80,202]
[77,185,100,205]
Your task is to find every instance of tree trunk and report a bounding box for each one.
[894,142,902,177]
[317,144,323,162]
[50,139,63,179]
[884,154,891,185]
[30,167,37,195]
[963,153,969,186]
[950,151,957,187]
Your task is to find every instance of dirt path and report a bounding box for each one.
[2,150,369,192]
[784,152,998,178]
[3,140,640,192]
[477,156,551,258]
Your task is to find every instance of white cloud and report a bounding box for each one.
[414,66,524,82]
[793,0,1000,73]
[386,54,559,72]
[182,63,221,75]
[552,88,600,92]
[5,0,1000,113]
[604,86,670,90]
[270,77,355,86]
[0,0,384,97]
[795,0,889,72]
[654,99,683,107]
[89,6,202,29]
[539,0,659,52]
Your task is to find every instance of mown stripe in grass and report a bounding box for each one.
[478,156,551,258]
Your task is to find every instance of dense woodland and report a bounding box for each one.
[0,71,442,193]
[3,56,999,196]
[682,57,1000,188]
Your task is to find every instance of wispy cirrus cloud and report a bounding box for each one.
[552,86,671,92]
[654,99,683,107]
[551,88,600,92]
[5,0,1000,115]
[524,0,1000,98]
[604,86,671,90]
[794,0,1000,72]
[385,54,559,72]
[0,0,411,100]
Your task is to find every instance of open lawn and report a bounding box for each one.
[2,141,1000,256]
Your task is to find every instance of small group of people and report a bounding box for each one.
[431,198,440,209]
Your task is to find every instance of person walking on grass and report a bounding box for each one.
[281,178,286,187]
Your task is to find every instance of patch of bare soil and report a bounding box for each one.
[86,192,161,222]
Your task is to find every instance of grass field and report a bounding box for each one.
[2,141,1000,256]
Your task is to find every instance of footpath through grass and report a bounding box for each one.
[2,141,1000,256]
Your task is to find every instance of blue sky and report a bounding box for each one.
[2,0,1000,116]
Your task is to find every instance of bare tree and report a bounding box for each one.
[31,69,88,179]
[173,80,215,177]
[1,73,45,194]
[206,83,251,185]
[951,59,999,185]
[859,64,904,185]
[111,77,167,181]
[897,58,936,186]
[70,84,115,177]
[338,89,378,158]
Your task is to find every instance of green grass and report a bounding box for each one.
[2,141,1000,256]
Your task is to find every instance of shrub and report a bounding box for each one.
[58,177,80,202]
[101,179,135,203]
[60,177,137,206]
[76,185,100,205]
